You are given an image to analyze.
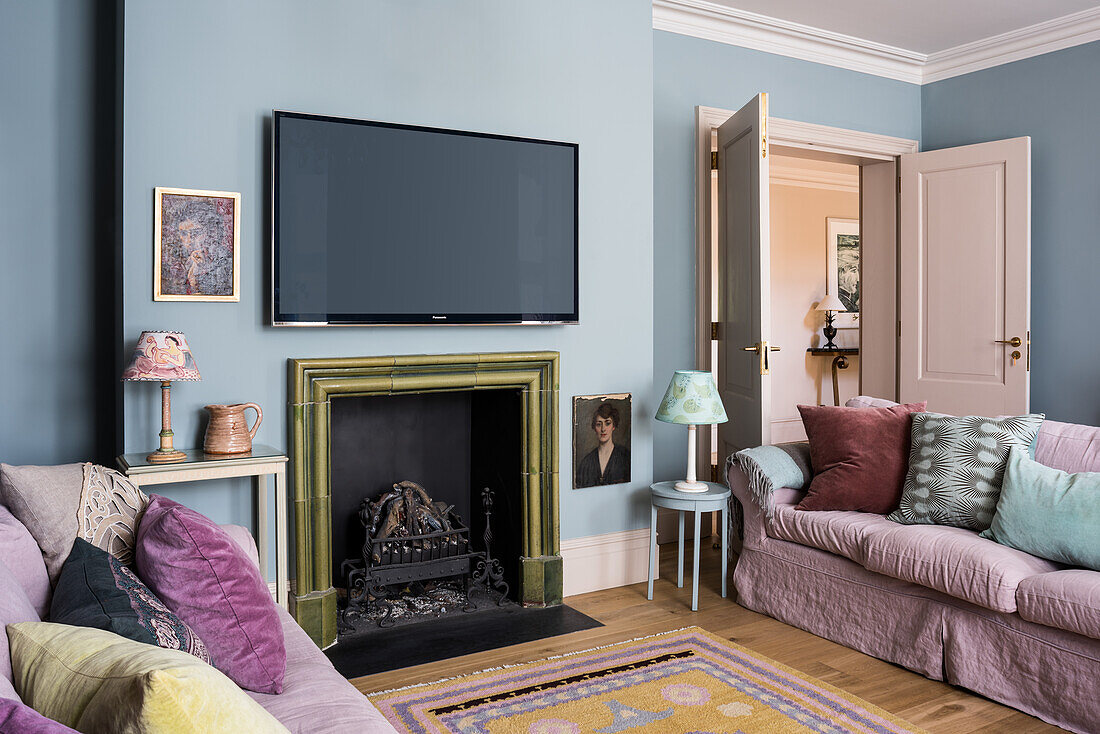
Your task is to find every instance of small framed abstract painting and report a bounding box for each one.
[154,187,240,301]
[572,394,632,489]
[826,217,859,327]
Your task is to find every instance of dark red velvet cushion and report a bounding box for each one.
[796,402,927,513]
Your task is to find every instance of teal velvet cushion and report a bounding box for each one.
[980,448,1100,570]
[887,413,1044,530]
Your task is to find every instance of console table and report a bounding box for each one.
[807,347,860,406]
[116,445,288,609]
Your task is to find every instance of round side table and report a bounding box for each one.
[647,480,731,611]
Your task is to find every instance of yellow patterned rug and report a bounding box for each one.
[367,627,927,733]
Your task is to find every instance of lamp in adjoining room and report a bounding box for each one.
[815,294,847,350]
[121,331,201,463]
[655,370,728,493]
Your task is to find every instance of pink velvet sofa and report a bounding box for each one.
[0,500,396,733]
[727,417,1100,734]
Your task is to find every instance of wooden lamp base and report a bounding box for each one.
[146,448,187,463]
[146,381,187,463]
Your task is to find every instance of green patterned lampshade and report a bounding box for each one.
[655,371,728,425]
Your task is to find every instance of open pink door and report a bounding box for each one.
[716,94,773,455]
[898,138,1031,415]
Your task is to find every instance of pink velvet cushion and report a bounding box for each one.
[135,495,286,694]
[1016,570,1100,641]
[796,403,927,514]
[861,523,1061,613]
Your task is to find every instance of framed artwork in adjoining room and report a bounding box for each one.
[154,187,240,301]
[572,394,631,489]
[826,217,859,328]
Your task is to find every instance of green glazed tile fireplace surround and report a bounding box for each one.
[288,352,561,648]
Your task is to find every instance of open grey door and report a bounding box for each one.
[859,159,899,400]
[716,93,774,456]
[899,137,1031,415]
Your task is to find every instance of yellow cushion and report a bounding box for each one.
[7,622,289,733]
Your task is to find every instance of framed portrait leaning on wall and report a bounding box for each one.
[572,394,631,488]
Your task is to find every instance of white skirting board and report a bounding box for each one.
[560,528,652,598]
[269,580,297,614]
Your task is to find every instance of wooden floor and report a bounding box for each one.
[351,543,1064,733]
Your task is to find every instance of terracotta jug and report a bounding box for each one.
[203,403,262,455]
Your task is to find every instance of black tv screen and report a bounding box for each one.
[272,111,578,325]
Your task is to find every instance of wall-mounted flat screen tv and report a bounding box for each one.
[272,110,578,325]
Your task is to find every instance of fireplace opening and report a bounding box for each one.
[329,389,525,627]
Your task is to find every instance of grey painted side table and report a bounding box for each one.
[647,480,730,611]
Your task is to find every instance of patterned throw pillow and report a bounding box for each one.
[887,413,1044,530]
[50,538,209,663]
[78,463,149,567]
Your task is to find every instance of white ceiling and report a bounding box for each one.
[707,0,1100,53]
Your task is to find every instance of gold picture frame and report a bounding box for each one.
[572,393,632,489]
[153,186,240,302]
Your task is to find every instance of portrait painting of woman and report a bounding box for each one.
[573,394,631,488]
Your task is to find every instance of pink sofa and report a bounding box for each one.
[727,418,1100,734]
[0,499,396,733]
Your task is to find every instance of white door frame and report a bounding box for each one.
[694,105,917,468]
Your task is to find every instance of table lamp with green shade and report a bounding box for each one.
[655,370,728,493]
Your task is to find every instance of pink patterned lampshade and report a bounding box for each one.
[121,331,201,382]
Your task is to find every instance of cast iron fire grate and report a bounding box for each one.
[339,482,508,630]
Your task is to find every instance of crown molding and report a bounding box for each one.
[922,6,1100,83]
[653,0,924,83]
[654,0,1100,85]
[769,117,919,159]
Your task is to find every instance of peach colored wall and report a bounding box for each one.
[770,177,860,442]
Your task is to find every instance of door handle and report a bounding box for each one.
[742,341,781,375]
[995,336,1022,347]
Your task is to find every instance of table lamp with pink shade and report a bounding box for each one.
[121,330,201,463]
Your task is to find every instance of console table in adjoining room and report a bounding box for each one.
[807,347,860,406]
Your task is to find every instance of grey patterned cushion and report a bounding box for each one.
[887,413,1044,530]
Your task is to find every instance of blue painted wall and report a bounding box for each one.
[121,0,655,564]
[922,42,1100,426]
[651,30,922,482]
[13,2,1094,583]
[0,0,116,466]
